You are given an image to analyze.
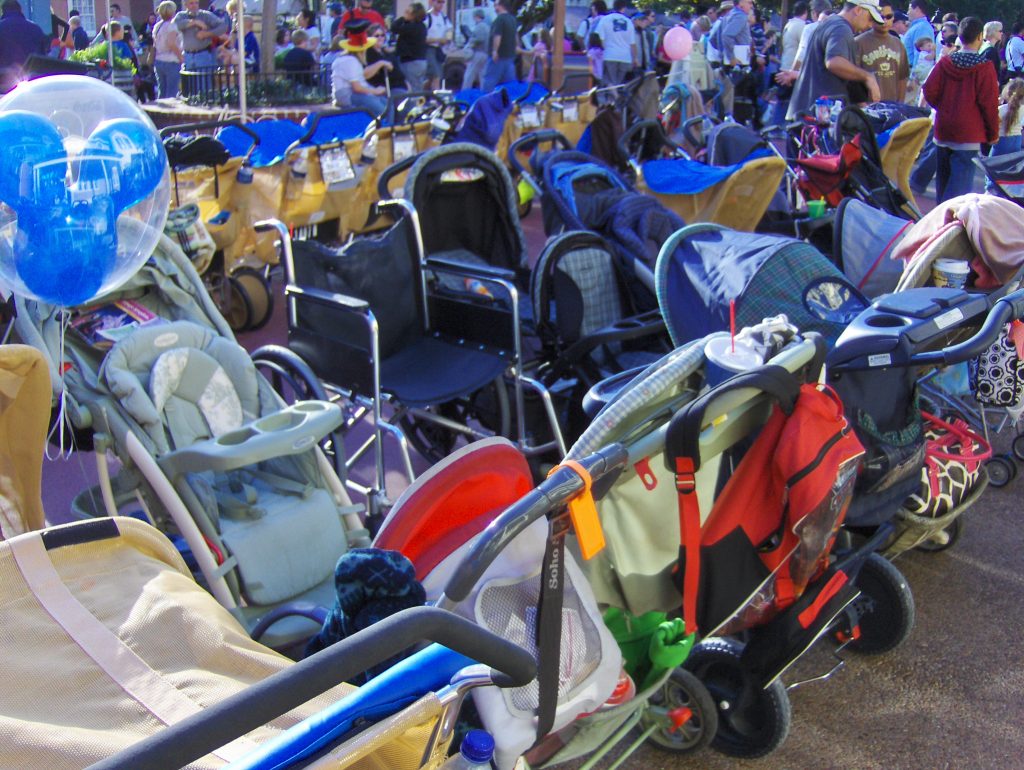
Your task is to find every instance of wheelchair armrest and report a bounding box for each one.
[158,401,343,477]
[425,255,518,284]
[285,283,370,312]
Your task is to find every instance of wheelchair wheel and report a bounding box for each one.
[642,668,718,754]
[251,345,346,479]
[213,274,253,332]
[847,553,915,655]
[683,638,791,759]
[232,267,274,331]
[400,376,511,463]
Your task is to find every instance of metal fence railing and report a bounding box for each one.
[180,66,331,107]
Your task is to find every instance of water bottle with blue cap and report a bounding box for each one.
[441,729,495,769]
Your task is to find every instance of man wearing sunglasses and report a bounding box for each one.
[855,1,909,101]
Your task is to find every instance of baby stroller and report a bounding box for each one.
[13,234,369,652]
[509,131,682,311]
[975,149,1024,206]
[566,326,874,758]
[616,119,787,232]
[656,223,1022,559]
[789,103,917,219]
[374,436,713,768]
[162,120,277,332]
[844,192,1024,490]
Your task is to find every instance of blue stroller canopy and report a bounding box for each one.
[217,120,306,167]
[656,224,869,347]
[641,153,770,195]
[300,110,375,146]
[447,88,515,151]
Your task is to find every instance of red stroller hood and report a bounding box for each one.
[373,438,534,580]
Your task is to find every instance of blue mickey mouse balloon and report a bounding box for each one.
[0,76,169,307]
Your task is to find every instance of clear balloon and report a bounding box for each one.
[0,75,169,307]
[663,26,694,61]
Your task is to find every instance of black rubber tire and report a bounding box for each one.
[914,516,963,553]
[643,667,719,755]
[1011,434,1024,462]
[216,274,253,332]
[683,638,792,759]
[232,267,274,331]
[847,553,915,655]
[251,345,346,479]
[985,455,1015,488]
[399,376,512,463]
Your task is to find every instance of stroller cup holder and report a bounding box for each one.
[160,400,343,476]
[827,288,991,372]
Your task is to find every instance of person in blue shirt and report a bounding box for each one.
[0,0,48,92]
[901,0,933,68]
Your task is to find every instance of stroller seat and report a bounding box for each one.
[102,320,356,645]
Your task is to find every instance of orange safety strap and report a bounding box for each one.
[674,456,701,636]
[549,460,605,560]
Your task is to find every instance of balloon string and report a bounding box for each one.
[44,312,74,462]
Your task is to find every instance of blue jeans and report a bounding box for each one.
[154,59,181,98]
[935,146,977,203]
[909,136,936,193]
[182,48,216,97]
[482,56,517,93]
[351,91,387,117]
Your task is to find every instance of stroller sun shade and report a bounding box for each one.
[655,224,869,347]
[976,150,1024,204]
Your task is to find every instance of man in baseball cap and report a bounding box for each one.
[788,0,883,119]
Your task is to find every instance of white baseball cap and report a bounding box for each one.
[849,0,884,24]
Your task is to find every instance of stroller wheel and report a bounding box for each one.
[642,668,718,754]
[847,553,915,655]
[215,275,253,332]
[399,377,511,463]
[985,455,1016,488]
[914,516,963,553]
[1012,435,1024,462]
[232,267,274,331]
[683,638,791,759]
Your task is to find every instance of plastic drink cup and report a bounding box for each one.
[931,258,970,289]
[704,335,764,387]
[807,199,826,218]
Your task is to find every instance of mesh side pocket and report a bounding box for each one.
[475,572,603,718]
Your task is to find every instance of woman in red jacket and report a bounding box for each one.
[923,16,999,203]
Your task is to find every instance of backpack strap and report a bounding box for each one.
[665,364,800,635]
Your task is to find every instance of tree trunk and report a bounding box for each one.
[261,0,277,75]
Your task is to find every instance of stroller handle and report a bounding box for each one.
[439,443,629,606]
[86,607,536,770]
[914,288,1024,367]
[507,129,572,176]
[158,119,260,144]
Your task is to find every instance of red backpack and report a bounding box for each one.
[666,366,865,639]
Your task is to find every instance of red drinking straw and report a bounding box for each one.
[730,299,736,354]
